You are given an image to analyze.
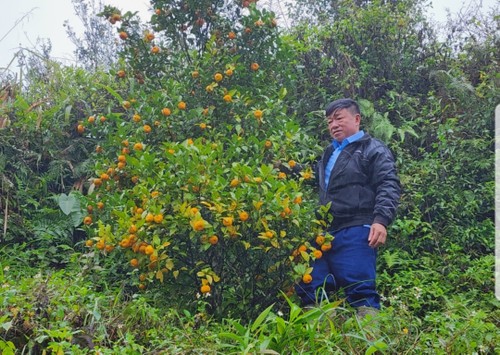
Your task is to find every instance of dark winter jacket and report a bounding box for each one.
[316,133,400,231]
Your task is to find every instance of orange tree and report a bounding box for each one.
[81,1,325,319]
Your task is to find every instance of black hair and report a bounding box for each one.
[325,98,360,117]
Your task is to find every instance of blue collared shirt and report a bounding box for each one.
[324,130,365,187]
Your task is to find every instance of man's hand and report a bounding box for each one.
[368,223,387,248]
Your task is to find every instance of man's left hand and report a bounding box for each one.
[368,223,387,248]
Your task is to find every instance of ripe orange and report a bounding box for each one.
[139,273,147,282]
[154,214,164,224]
[192,70,199,78]
[85,239,94,247]
[129,225,138,234]
[225,68,233,76]
[178,101,186,110]
[200,284,211,294]
[239,211,249,222]
[100,173,110,181]
[77,124,85,134]
[100,115,106,123]
[255,20,264,27]
[245,27,252,34]
[264,140,272,149]
[293,196,303,204]
[133,114,141,122]
[83,216,92,225]
[144,32,155,42]
[302,274,313,284]
[143,124,152,133]
[117,161,126,170]
[96,202,104,210]
[313,249,323,259]
[145,245,154,255]
[193,220,205,231]
[230,178,240,187]
[254,177,263,184]
[208,235,219,245]
[111,13,121,22]
[315,235,325,245]
[214,73,223,82]
[223,94,232,102]
[222,217,234,227]
[265,231,274,238]
[138,283,146,290]
[155,8,161,15]
[199,123,207,129]
[122,139,129,147]
[302,171,312,180]
[119,31,128,40]
[288,160,297,168]
[228,31,236,39]
[130,258,139,268]
[120,238,131,248]
[87,116,95,123]
[122,101,131,109]
[251,62,259,71]
[253,110,263,119]
[117,70,126,78]
[145,213,155,223]
[87,205,93,213]
[321,242,332,252]
[95,145,103,153]
[278,172,287,179]
[151,46,160,54]
[133,142,144,151]
[298,244,307,252]
[206,85,214,93]
[161,107,171,116]
[93,178,103,187]
[118,155,126,163]
[96,239,105,250]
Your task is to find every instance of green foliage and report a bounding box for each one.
[286,0,438,121]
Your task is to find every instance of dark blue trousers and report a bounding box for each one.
[295,225,380,309]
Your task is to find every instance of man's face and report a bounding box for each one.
[326,108,361,142]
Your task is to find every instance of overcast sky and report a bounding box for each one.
[1,0,498,72]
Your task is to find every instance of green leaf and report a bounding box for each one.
[279,87,288,99]
[365,341,388,355]
[251,304,274,332]
[94,82,124,103]
[58,193,79,215]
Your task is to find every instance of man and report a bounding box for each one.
[296,98,400,315]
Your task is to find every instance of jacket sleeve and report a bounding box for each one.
[369,143,401,227]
